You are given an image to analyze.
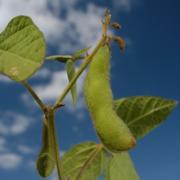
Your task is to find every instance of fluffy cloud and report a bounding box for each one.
[0,75,11,83]
[0,0,136,85]
[0,0,103,54]
[21,67,86,118]
[0,0,138,54]
[26,68,85,106]
[0,137,7,152]
[0,153,22,169]
[33,70,68,101]
[0,0,64,40]
[31,68,51,79]
[0,111,33,136]
[113,0,134,12]
[17,145,36,155]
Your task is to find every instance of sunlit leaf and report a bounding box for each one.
[62,142,103,180]
[105,152,139,180]
[114,96,177,139]
[0,16,46,82]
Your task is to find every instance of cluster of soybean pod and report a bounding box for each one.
[36,11,136,179]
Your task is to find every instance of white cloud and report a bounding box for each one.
[32,68,51,79]
[0,0,104,53]
[17,145,36,155]
[0,0,64,42]
[0,111,33,136]
[112,0,138,12]
[34,70,68,102]
[0,137,7,152]
[58,4,103,53]
[0,75,12,83]
[0,67,51,83]
[113,0,132,12]
[0,0,137,58]
[0,153,22,169]
[21,67,86,118]
[33,69,86,110]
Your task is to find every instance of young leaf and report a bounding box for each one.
[114,96,178,139]
[0,16,46,82]
[46,55,72,63]
[46,47,89,64]
[66,60,77,104]
[105,152,139,180]
[62,142,103,180]
[73,47,90,59]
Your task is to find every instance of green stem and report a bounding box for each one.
[53,37,106,108]
[22,81,46,112]
[47,107,64,180]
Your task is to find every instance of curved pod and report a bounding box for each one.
[36,117,55,177]
[84,44,136,152]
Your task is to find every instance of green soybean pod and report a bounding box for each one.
[36,117,55,177]
[84,44,136,152]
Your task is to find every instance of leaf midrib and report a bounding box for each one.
[128,103,174,127]
[64,145,102,179]
[62,145,96,165]
[0,49,41,66]
[0,23,34,45]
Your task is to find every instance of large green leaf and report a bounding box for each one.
[66,60,77,105]
[0,16,46,82]
[114,96,177,139]
[62,142,103,180]
[105,152,139,180]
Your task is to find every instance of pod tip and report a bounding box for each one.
[131,137,136,148]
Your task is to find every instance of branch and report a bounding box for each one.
[22,81,46,112]
[53,11,111,109]
[53,37,106,109]
[46,107,64,180]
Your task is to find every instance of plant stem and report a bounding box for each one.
[22,81,46,112]
[53,37,106,109]
[48,12,111,180]
[47,107,64,180]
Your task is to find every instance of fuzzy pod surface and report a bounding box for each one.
[84,44,136,152]
[36,118,55,177]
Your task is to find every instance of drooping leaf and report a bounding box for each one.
[46,47,89,64]
[46,55,72,63]
[66,60,77,104]
[73,47,90,59]
[105,152,139,180]
[114,96,177,139]
[62,142,103,180]
[0,16,46,82]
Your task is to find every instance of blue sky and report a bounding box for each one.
[0,0,180,180]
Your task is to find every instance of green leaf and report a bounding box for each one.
[105,152,139,180]
[46,47,89,63]
[73,47,90,58]
[66,60,77,104]
[46,55,72,63]
[62,142,103,180]
[114,96,177,139]
[0,16,46,82]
